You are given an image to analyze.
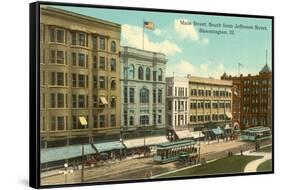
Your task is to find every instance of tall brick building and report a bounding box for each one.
[221,64,272,130]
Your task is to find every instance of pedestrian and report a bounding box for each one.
[240,149,243,156]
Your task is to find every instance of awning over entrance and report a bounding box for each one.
[99,97,108,105]
[123,136,169,149]
[94,141,125,153]
[190,131,205,138]
[226,112,232,119]
[79,116,88,126]
[212,127,224,135]
[174,129,193,139]
[41,144,96,163]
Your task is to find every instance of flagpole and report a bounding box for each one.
[143,19,144,50]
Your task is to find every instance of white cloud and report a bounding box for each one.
[166,60,226,79]
[174,19,199,41]
[174,19,209,45]
[199,64,209,72]
[121,24,182,56]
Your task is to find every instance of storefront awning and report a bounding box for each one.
[226,112,232,119]
[212,127,224,135]
[79,116,88,126]
[190,131,205,138]
[123,136,168,149]
[94,141,125,153]
[100,97,108,105]
[174,129,193,139]
[41,144,96,163]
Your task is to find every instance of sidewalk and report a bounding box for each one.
[243,148,272,172]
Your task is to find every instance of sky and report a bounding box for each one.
[51,5,272,79]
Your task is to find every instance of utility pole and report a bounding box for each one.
[238,62,243,75]
[81,144,85,182]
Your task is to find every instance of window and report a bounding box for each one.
[124,87,128,103]
[71,31,76,45]
[146,68,151,80]
[72,53,76,66]
[129,88,134,103]
[158,89,162,103]
[57,93,64,108]
[57,116,65,130]
[111,59,116,71]
[57,72,64,86]
[56,51,64,64]
[50,28,55,42]
[140,115,149,125]
[110,114,116,127]
[78,95,85,108]
[93,56,97,68]
[57,30,64,43]
[100,57,105,70]
[111,78,116,90]
[153,71,157,81]
[129,116,134,125]
[153,89,157,103]
[99,36,105,50]
[124,115,128,126]
[158,115,162,124]
[168,101,172,111]
[99,115,105,128]
[99,76,105,89]
[140,88,149,103]
[72,74,77,87]
[72,94,77,108]
[111,41,116,52]
[93,75,97,89]
[167,87,172,96]
[78,74,85,87]
[92,36,98,50]
[78,33,86,46]
[128,65,134,79]
[78,53,85,67]
[138,66,144,80]
[51,93,56,108]
[158,68,163,81]
[111,97,116,108]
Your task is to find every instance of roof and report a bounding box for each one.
[156,139,195,148]
[189,76,232,86]
[243,126,271,133]
[260,64,271,73]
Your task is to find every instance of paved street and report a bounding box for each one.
[41,140,270,185]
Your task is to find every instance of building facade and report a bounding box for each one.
[40,7,121,148]
[166,77,190,140]
[221,64,272,130]
[120,46,167,142]
[188,76,233,132]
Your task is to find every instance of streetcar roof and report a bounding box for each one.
[243,126,271,133]
[155,139,196,149]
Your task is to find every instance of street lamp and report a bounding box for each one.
[120,138,123,160]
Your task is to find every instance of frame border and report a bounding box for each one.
[29,1,274,189]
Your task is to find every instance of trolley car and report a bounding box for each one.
[153,139,199,164]
[241,126,271,142]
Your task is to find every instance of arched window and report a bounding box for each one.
[138,66,144,80]
[111,41,116,52]
[158,68,163,81]
[146,67,151,80]
[128,64,134,79]
[140,88,149,103]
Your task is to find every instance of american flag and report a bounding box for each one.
[144,21,154,30]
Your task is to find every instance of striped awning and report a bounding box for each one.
[226,112,232,119]
[94,141,125,153]
[123,136,168,149]
[41,144,96,163]
[190,131,205,138]
[174,129,193,139]
[212,127,224,135]
[79,117,87,126]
